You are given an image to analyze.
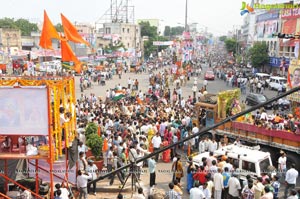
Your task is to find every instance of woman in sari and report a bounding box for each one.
[186,156,195,192]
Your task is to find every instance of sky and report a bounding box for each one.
[0,0,249,36]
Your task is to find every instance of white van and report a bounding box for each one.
[193,144,275,181]
[255,73,271,86]
[269,76,287,91]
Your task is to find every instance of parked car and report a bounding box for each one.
[245,93,273,109]
[268,76,287,91]
[204,70,215,80]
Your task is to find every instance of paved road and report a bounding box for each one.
[73,65,291,199]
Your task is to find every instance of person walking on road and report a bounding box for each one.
[284,164,299,199]
[148,156,156,187]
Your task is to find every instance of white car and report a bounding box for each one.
[269,76,287,91]
[193,144,275,181]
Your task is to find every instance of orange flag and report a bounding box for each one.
[61,38,81,73]
[39,10,60,49]
[61,14,90,46]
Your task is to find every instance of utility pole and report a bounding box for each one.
[185,0,188,32]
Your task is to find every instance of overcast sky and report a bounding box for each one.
[0,0,288,36]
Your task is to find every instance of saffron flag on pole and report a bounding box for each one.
[61,14,90,46]
[39,10,60,49]
[113,90,126,101]
[61,38,81,73]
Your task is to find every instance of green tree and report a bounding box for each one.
[139,21,157,38]
[249,42,269,68]
[170,26,184,36]
[14,18,38,36]
[55,23,64,32]
[0,18,38,36]
[0,18,17,29]
[219,35,227,42]
[224,38,238,56]
[164,26,171,37]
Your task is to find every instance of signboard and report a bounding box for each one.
[269,57,290,67]
[281,8,300,19]
[0,87,49,135]
[153,41,174,46]
[256,10,279,22]
[282,19,297,34]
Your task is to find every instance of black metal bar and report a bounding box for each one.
[88,86,300,185]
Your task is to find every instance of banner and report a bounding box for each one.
[264,20,278,38]
[153,41,174,46]
[287,59,300,102]
[282,19,297,34]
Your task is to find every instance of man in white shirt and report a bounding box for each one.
[213,168,224,199]
[203,79,208,89]
[228,172,241,199]
[208,139,218,153]
[86,159,98,195]
[278,151,287,175]
[152,133,162,161]
[199,182,211,199]
[54,183,69,199]
[190,181,205,199]
[77,170,92,199]
[284,164,299,199]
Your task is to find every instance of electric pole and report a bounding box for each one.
[185,0,188,32]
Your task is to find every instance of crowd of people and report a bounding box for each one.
[164,151,299,199]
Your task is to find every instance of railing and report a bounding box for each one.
[0,192,11,199]
[0,173,43,199]
[232,122,300,142]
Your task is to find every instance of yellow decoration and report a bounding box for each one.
[0,76,76,161]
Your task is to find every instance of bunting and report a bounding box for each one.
[61,14,90,46]
[39,10,60,49]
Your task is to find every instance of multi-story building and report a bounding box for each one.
[0,28,22,63]
[102,22,142,52]
[255,10,280,57]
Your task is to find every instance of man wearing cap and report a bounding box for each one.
[86,159,98,196]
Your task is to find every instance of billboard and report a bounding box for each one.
[0,87,49,135]
[287,59,300,102]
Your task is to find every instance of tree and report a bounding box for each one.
[249,42,269,68]
[0,18,17,29]
[0,18,38,36]
[170,26,184,36]
[139,21,157,38]
[219,35,227,42]
[14,18,38,36]
[224,38,238,56]
[164,26,171,37]
[55,23,64,32]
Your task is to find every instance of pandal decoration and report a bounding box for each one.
[0,76,76,161]
[217,89,241,119]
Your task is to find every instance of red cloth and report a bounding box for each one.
[193,169,207,185]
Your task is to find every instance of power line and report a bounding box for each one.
[87,86,300,185]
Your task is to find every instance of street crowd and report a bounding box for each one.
[61,59,299,199]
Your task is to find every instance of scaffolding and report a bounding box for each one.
[0,76,76,198]
[95,0,135,33]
